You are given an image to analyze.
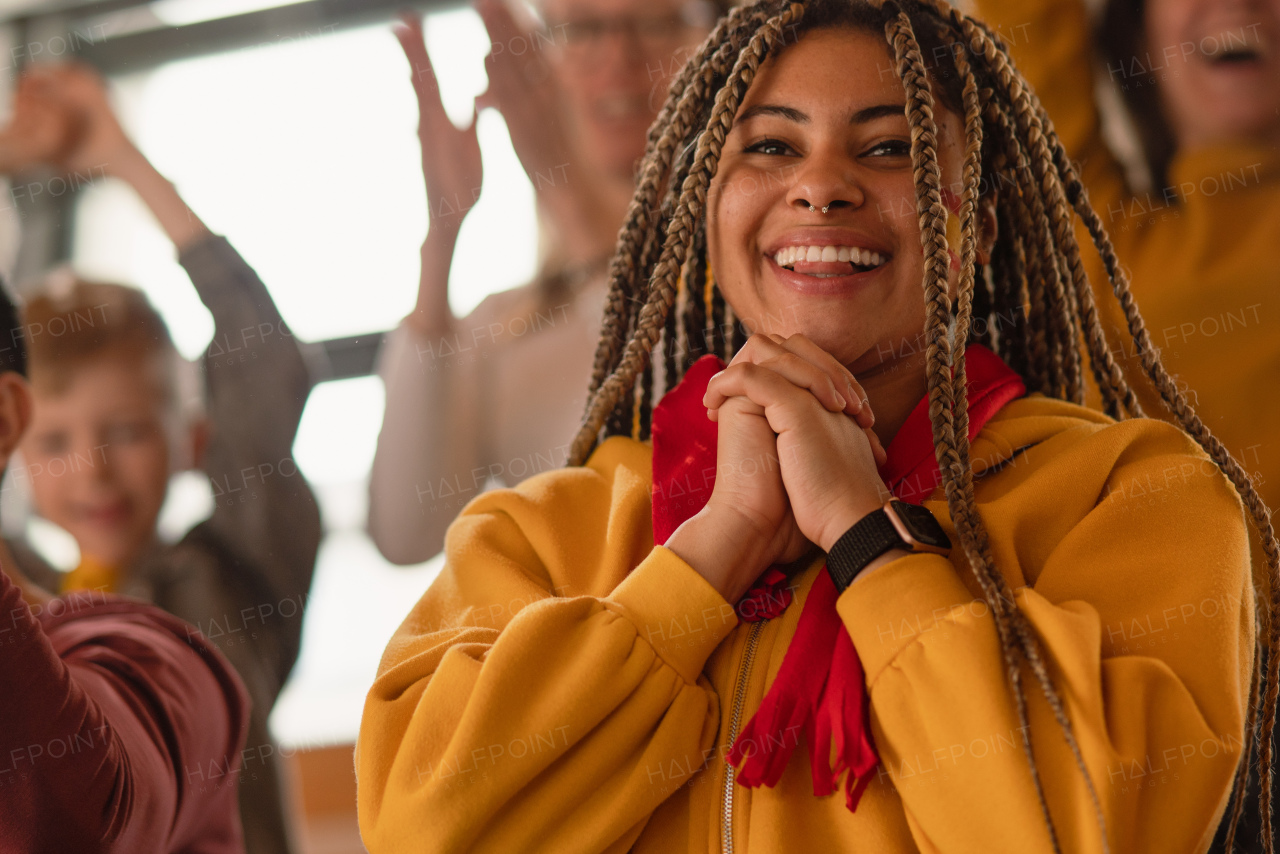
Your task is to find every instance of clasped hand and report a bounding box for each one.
[666,333,891,604]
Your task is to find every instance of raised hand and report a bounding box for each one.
[17,64,136,176]
[474,0,615,264]
[0,64,132,177]
[0,74,70,175]
[0,62,209,249]
[395,12,483,240]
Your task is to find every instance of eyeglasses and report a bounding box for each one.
[545,1,717,55]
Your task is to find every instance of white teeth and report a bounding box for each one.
[771,244,889,270]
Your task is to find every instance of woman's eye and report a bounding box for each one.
[864,139,912,158]
[745,138,795,156]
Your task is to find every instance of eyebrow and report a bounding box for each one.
[736,102,907,124]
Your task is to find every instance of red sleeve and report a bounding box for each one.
[0,569,249,854]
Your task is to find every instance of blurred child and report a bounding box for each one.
[0,64,320,854]
[0,275,251,854]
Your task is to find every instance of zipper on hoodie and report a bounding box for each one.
[721,620,764,854]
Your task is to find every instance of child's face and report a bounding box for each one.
[707,26,973,375]
[22,353,176,569]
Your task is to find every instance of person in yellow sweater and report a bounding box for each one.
[967,0,1280,534]
[357,0,1277,851]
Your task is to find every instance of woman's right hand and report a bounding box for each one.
[666,395,809,605]
[394,13,483,243]
[666,336,873,604]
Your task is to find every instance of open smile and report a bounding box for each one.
[765,246,890,295]
[772,242,888,277]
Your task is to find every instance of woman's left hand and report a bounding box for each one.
[704,333,891,553]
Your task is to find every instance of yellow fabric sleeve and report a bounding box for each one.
[837,417,1253,852]
[356,438,736,854]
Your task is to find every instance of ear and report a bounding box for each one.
[976,196,998,266]
[0,371,33,469]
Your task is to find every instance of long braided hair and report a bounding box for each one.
[568,0,1280,848]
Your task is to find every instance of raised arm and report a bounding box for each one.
[969,0,1132,214]
[838,414,1252,851]
[368,8,619,565]
[0,62,321,611]
[358,438,737,853]
[0,63,210,251]
[367,14,483,565]
[0,565,248,853]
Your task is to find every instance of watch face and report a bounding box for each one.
[891,501,952,549]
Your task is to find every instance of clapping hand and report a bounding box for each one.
[0,63,135,178]
[394,12,484,239]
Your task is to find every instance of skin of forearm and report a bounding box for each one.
[665,506,806,606]
[407,226,460,337]
[105,143,210,253]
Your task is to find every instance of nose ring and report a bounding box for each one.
[808,204,831,214]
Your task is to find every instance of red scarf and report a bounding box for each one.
[649,345,1026,810]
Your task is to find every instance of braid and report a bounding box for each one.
[988,202,1031,376]
[570,0,1280,848]
[923,1,1280,845]
[948,36,983,354]
[572,0,807,465]
[663,270,682,394]
[639,359,656,440]
[888,13,1077,849]
[586,3,776,403]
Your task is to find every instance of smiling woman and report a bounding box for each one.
[356,1,1277,851]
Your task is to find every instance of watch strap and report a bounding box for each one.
[826,508,904,594]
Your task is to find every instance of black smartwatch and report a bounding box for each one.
[826,499,952,593]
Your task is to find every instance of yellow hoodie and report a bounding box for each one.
[971,0,1280,553]
[357,396,1252,853]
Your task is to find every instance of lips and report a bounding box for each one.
[764,228,894,288]
[1197,20,1272,66]
[77,500,131,527]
